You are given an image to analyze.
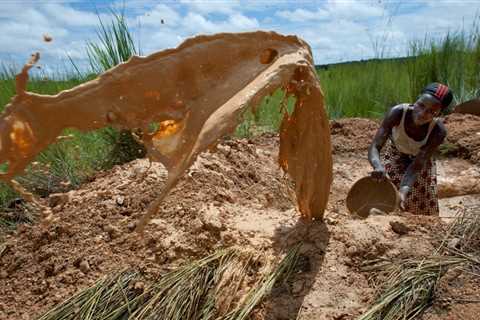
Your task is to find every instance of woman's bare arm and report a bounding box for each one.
[368,106,403,177]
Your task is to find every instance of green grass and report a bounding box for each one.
[319,20,480,118]
[318,59,411,118]
[408,28,480,106]
[86,10,139,73]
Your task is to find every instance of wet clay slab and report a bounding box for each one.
[0,31,332,225]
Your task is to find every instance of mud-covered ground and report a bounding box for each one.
[0,113,479,320]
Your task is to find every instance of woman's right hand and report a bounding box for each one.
[371,167,387,181]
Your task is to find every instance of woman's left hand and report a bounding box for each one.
[399,193,406,211]
[398,186,410,211]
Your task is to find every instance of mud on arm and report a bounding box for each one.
[368,107,402,177]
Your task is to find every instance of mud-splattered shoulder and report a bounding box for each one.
[384,103,406,127]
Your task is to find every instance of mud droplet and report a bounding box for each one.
[43,34,53,42]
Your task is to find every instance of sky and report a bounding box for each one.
[1,0,479,75]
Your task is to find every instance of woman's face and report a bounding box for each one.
[412,94,442,125]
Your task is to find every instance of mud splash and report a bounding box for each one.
[0,31,332,226]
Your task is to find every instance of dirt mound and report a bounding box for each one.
[437,159,480,198]
[443,113,480,162]
[329,113,480,164]
[0,136,293,318]
[330,118,378,154]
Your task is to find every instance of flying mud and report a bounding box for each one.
[0,31,333,227]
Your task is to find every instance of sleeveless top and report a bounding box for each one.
[391,104,437,156]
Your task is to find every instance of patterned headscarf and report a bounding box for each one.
[421,83,453,109]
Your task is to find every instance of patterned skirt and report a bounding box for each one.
[382,140,439,215]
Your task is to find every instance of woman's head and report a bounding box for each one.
[413,83,453,125]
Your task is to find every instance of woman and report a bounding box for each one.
[368,83,453,215]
